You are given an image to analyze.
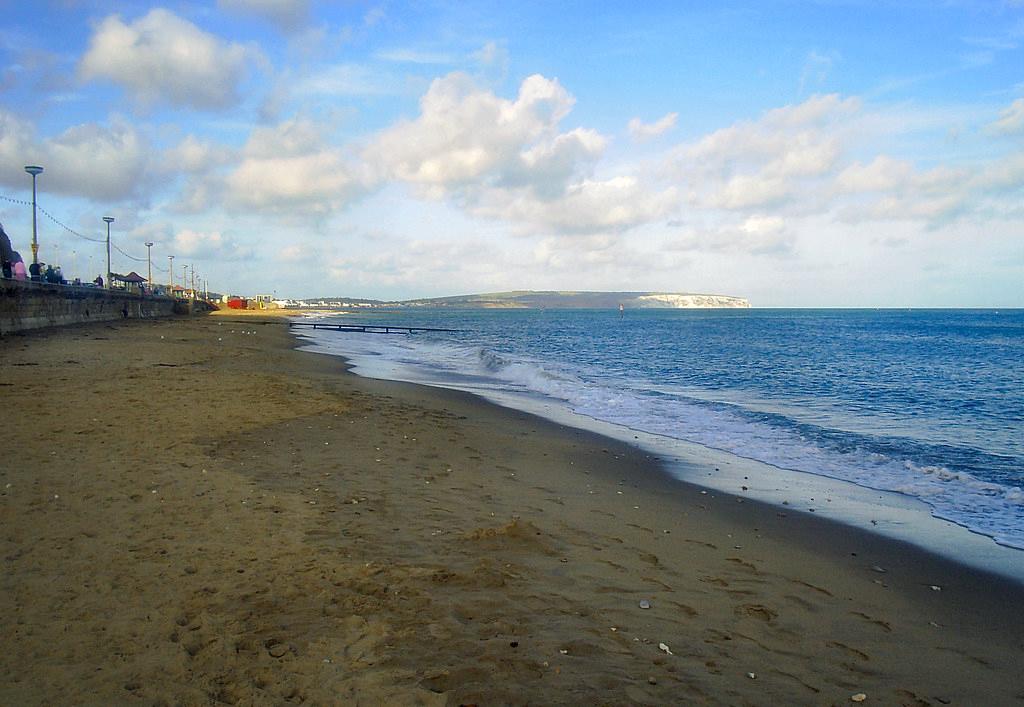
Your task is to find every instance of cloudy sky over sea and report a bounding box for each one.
[1,1,1022,305]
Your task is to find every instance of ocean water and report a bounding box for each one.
[295,308,1024,554]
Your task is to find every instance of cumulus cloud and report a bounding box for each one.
[628,112,678,141]
[0,109,152,201]
[162,135,232,174]
[474,176,677,234]
[367,72,581,190]
[325,236,506,291]
[673,214,793,255]
[834,155,915,193]
[224,117,366,214]
[218,0,310,31]
[670,94,856,211]
[78,9,254,110]
[173,228,253,260]
[988,97,1024,135]
[0,109,39,187]
[365,72,674,234]
[833,154,974,223]
[44,121,152,200]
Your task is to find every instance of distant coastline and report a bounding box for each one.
[280,290,751,310]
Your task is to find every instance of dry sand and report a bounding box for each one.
[1,314,1022,706]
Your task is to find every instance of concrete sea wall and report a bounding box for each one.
[1,279,176,335]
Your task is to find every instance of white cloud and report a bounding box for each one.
[988,97,1024,135]
[45,121,151,200]
[367,72,579,189]
[162,135,232,175]
[673,214,793,255]
[0,109,39,187]
[364,72,675,234]
[833,155,974,223]
[834,155,915,193]
[972,152,1024,193]
[224,117,366,214]
[218,0,310,31]
[475,177,678,235]
[671,94,856,211]
[706,174,790,209]
[78,9,254,110]
[173,228,252,260]
[628,112,678,141]
[0,109,152,201]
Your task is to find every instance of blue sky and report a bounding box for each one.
[1,1,1022,305]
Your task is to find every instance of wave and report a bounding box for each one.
[296,326,1024,550]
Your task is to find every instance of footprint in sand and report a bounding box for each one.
[826,640,870,662]
[725,557,760,573]
[735,603,778,622]
[791,578,834,597]
[849,611,892,633]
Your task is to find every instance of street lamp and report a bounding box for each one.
[145,242,154,289]
[182,264,188,295]
[102,216,114,289]
[168,255,174,290]
[24,165,43,266]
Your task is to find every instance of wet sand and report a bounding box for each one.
[1,314,1022,705]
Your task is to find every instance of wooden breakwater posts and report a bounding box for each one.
[291,321,462,335]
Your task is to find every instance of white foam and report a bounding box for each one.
[295,326,1024,554]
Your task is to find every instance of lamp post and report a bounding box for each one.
[24,165,43,266]
[145,242,154,288]
[102,216,114,289]
[168,255,174,290]
[182,264,188,295]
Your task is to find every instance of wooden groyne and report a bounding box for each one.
[291,322,461,335]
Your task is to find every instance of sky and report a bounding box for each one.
[1,1,1022,306]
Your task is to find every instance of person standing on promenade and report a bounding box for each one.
[12,253,26,280]
[0,222,13,278]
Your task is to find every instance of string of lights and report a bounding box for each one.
[3,191,179,283]
[111,243,147,263]
[38,205,106,244]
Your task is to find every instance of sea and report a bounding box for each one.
[295,308,1024,577]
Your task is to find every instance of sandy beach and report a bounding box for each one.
[2,314,1022,706]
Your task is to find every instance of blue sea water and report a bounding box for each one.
[295,308,1024,552]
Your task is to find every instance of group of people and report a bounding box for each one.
[1,221,65,284]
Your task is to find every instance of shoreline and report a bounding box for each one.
[299,325,1024,586]
[2,315,1023,704]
